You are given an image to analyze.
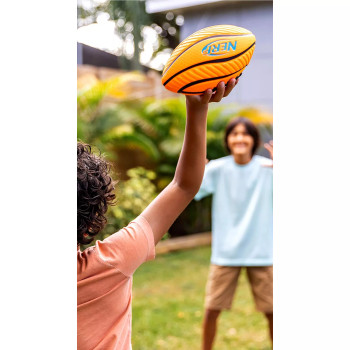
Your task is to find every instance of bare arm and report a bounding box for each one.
[142,78,238,244]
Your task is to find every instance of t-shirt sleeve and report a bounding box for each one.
[194,161,218,201]
[259,156,273,167]
[93,215,156,276]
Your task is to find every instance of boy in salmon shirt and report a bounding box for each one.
[77,78,238,350]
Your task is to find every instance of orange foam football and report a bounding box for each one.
[162,25,256,95]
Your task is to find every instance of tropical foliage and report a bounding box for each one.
[78,72,273,242]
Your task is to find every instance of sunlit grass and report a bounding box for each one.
[132,246,272,350]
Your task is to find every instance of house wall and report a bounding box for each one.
[178,1,273,110]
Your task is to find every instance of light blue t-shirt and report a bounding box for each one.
[195,155,273,266]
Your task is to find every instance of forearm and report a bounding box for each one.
[142,104,208,244]
[173,101,208,194]
[141,80,236,243]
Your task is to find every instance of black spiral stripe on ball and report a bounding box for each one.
[178,68,245,94]
[163,42,255,87]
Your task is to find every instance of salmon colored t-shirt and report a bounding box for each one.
[77,216,155,350]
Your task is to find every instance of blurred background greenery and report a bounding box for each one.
[77,73,272,245]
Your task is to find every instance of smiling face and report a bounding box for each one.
[226,123,254,157]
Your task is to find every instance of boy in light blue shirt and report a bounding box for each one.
[195,117,273,350]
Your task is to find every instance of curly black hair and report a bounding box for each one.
[77,142,116,245]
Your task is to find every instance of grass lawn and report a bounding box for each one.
[132,246,272,350]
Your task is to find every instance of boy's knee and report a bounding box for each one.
[204,309,221,321]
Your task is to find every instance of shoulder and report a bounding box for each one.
[254,155,273,167]
[88,216,155,276]
[207,156,232,169]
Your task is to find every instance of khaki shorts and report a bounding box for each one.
[205,265,273,313]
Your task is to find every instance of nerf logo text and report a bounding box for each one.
[202,40,237,56]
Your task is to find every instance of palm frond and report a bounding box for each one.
[101,130,160,161]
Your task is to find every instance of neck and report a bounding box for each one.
[232,153,253,165]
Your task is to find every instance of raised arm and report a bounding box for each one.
[141,78,238,244]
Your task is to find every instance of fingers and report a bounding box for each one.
[264,143,273,152]
[200,88,213,104]
[223,78,237,97]
[210,77,238,102]
[264,140,273,150]
[210,81,226,103]
[264,140,273,161]
[197,76,239,104]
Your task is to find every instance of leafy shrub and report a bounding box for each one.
[110,167,157,230]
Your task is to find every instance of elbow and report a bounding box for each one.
[172,179,201,198]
